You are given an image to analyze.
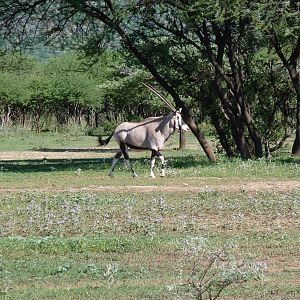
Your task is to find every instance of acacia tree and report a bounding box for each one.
[0,49,168,131]
[242,35,296,158]
[0,0,217,161]
[0,54,36,126]
[0,72,28,126]
[188,3,263,159]
[129,0,298,158]
[124,1,264,158]
[253,0,300,156]
[0,52,102,131]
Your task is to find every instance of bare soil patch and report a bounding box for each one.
[0,149,114,160]
[0,180,299,193]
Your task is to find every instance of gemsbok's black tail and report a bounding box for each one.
[98,132,114,146]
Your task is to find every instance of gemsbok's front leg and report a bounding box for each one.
[150,151,156,178]
[151,150,165,177]
[158,153,165,177]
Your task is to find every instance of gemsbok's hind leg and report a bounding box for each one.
[108,149,123,177]
[120,143,138,178]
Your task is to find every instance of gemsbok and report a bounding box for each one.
[99,83,189,178]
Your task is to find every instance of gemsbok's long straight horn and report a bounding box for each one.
[142,82,176,112]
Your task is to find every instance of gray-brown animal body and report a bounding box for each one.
[115,114,176,151]
[100,110,188,178]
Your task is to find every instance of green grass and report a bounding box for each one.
[0,154,299,190]
[0,126,99,151]
[0,129,300,299]
[1,190,300,299]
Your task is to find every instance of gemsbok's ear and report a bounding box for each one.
[178,108,182,113]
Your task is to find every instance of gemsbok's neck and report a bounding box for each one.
[158,113,176,142]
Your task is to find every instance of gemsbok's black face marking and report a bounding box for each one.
[175,109,189,132]
[100,109,189,178]
[174,111,182,130]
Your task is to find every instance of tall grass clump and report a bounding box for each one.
[167,237,267,300]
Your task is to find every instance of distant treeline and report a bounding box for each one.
[0,51,166,134]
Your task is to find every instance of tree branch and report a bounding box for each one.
[266,29,289,67]
[289,33,300,65]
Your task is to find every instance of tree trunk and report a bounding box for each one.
[288,64,300,156]
[183,111,217,161]
[210,116,235,157]
[214,77,251,159]
[177,128,187,151]
[230,119,250,159]
[226,25,263,158]
[265,140,271,160]
[240,96,263,158]
[292,102,300,156]
[200,20,255,159]
[267,31,300,156]
[95,112,99,128]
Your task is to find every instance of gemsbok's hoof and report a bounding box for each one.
[160,170,165,177]
[132,172,139,178]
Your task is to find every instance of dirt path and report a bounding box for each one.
[0,180,299,193]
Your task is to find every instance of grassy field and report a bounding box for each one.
[0,128,300,299]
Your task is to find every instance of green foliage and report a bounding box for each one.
[0,52,37,73]
[0,50,168,132]
[253,0,300,38]
[244,46,295,142]
[0,72,27,104]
